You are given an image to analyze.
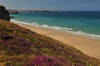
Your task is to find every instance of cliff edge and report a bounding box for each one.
[0,5,10,21]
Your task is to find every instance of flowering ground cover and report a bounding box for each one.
[0,20,99,66]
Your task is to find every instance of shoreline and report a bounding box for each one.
[11,19,100,40]
[12,21,100,59]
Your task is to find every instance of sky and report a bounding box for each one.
[0,0,100,11]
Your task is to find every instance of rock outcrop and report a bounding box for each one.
[8,9,20,14]
[0,5,10,21]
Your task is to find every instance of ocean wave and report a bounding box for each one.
[41,25,73,31]
[11,19,100,40]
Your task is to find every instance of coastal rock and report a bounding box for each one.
[8,9,20,14]
[0,5,10,21]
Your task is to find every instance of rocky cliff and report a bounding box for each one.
[0,5,10,21]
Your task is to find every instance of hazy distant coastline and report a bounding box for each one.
[8,9,100,14]
[8,9,72,14]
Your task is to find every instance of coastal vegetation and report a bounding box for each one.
[0,5,100,66]
[0,20,99,66]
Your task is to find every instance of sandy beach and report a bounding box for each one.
[13,22,100,59]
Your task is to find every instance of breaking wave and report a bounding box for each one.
[11,19,100,40]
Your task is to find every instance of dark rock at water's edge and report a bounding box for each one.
[0,5,10,21]
[8,9,20,14]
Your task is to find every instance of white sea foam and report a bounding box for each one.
[11,19,39,27]
[11,19,100,40]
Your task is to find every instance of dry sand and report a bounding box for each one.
[13,22,100,59]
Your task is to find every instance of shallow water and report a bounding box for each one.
[10,11,100,39]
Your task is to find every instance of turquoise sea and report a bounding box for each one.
[10,11,100,39]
